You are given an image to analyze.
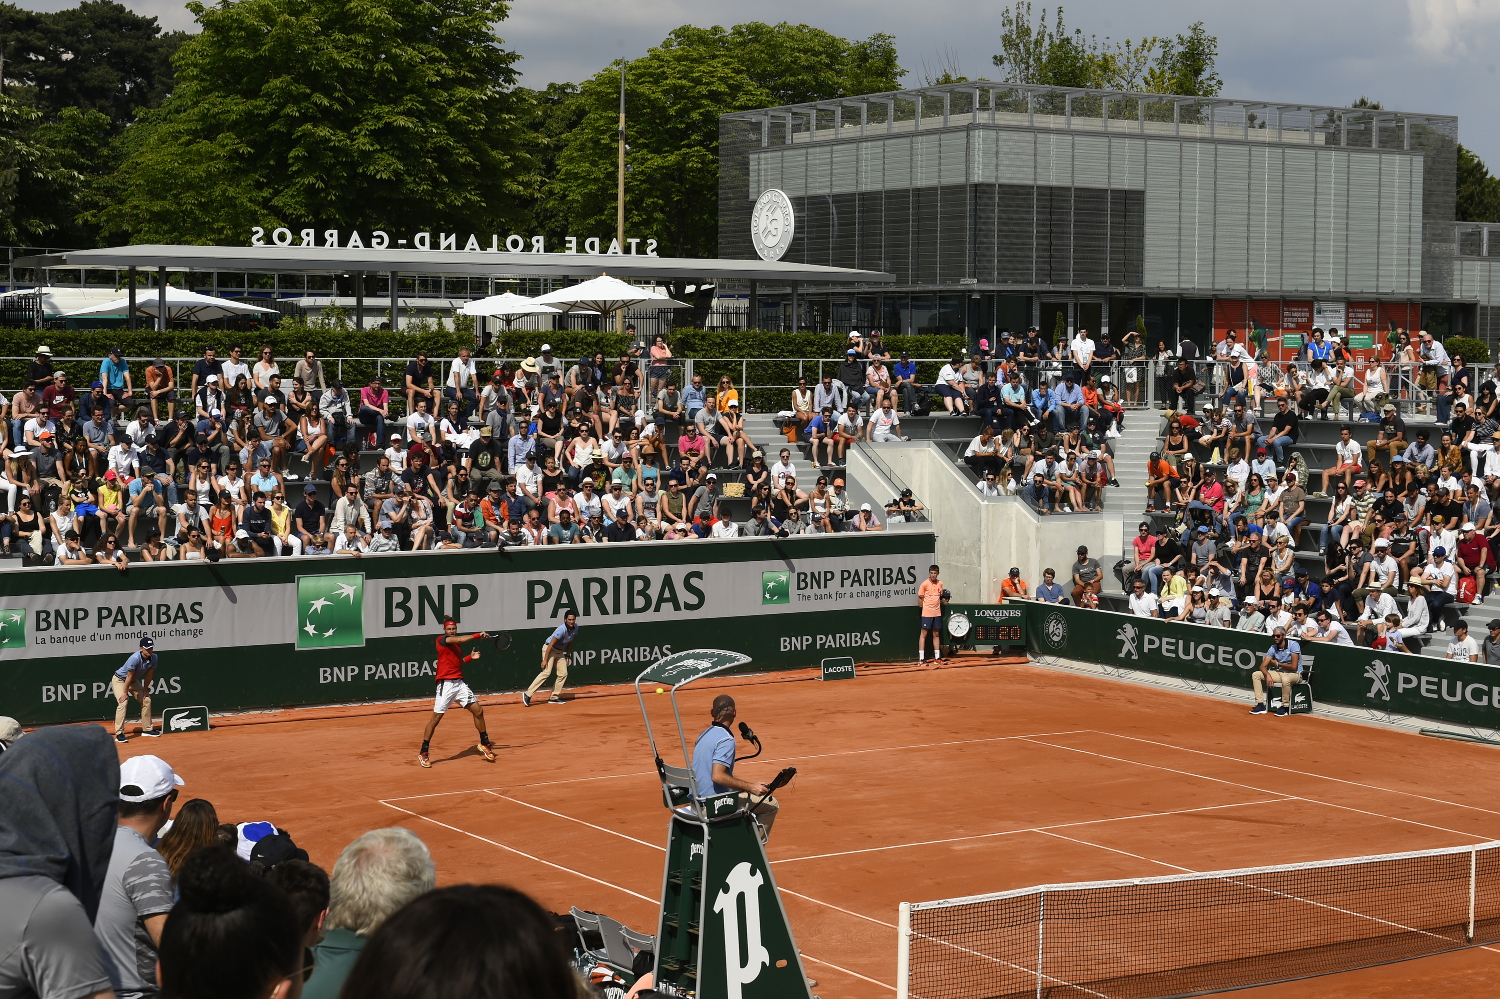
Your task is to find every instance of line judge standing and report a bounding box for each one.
[523,611,577,706]
[112,637,160,742]
[692,694,779,842]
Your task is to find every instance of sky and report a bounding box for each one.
[21,0,1500,165]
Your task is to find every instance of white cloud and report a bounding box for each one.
[1407,0,1500,56]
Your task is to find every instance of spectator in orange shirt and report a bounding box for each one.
[1147,450,1180,512]
[999,567,1028,601]
[917,564,947,662]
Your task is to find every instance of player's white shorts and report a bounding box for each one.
[433,679,476,714]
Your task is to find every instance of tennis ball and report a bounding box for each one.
[656,687,664,694]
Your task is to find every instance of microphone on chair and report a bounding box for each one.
[739,722,759,744]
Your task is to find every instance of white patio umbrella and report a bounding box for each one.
[459,292,561,320]
[59,286,278,322]
[533,273,690,315]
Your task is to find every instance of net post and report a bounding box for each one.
[896,902,911,999]
[1469,846,1478,944]
[1035,890,1046,999]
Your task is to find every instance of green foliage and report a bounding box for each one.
[0,96,84,244]
[1443,336,1491,366]
[1141,24,1221,97]
[537,22,903,306]
[96,0,533,244]
[991,3,1219,95]
[1134,314,1148,337]
[1051,311,1066,344]
[0,0,184,128]
[1457,145,1500,223]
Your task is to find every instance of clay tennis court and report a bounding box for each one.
[115,656,1500,998]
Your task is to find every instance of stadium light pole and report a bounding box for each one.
[616,59,627,336]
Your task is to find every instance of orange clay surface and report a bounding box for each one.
[107,656,1500,998]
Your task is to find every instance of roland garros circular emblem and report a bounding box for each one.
[1043,612,1068,650]
[750,188,795,261]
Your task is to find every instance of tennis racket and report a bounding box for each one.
[485,631,513,652]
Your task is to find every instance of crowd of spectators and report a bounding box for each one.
[0,725,656,999]
[0,337,931,565]
[997,326,1500,664]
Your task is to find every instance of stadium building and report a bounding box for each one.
[719,82,1500,351]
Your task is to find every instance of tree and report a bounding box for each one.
[990,4,1220,96]
[540,23,903,318]
[96,0,534,245]
[1458,144,1500,223]
[0,1,184,129]
[1141,23,1221,98]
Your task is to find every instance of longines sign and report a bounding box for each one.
[248,228,659,256]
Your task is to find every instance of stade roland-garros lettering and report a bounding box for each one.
[2,531,931,725]
[1021,602,1500,730]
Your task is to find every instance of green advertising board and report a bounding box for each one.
[1347,333,1375,349]
[1021,603,1500,730]
[3,533,933,725]
[1281,333,1304,350]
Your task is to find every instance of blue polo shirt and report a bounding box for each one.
[692,723,737,797]
[1264,639,1302,672]
[546,623,578,654]
[114,650,156,679]
[1036,582,1065,603]
[893,360,917,382]
[99,356,130,391]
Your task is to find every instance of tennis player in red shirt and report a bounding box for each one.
[419,619,495,768]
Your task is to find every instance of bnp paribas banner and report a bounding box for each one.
[1020,602,1500,731]
[3,532,933,725]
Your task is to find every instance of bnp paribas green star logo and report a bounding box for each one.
[761,570,790,605]
[296,574,364,650]
[0,609,25,649]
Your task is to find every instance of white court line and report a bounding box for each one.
[379,800,657,903]
[381,729,1091,802]
[1034,829,1194,872]
[484,790,662,850]
[1020,738,1497,842]
[775,798,1293,864]
[1099,730,1500,819]
[799,954,896,992]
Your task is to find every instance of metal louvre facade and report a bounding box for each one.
[719,84,1475,336]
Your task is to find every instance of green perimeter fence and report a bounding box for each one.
[1019,602,1500,731]
[2,532,933,726]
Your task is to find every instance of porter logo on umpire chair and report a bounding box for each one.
[750,189,795,262]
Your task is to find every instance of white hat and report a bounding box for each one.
[849,331,861,339]
[860,502,872,511]
[1462,521,1477,531]
[119,755,184,802]
[35,345,52,355]
[727,399,739,407]
[209,409,222,419]
[540,343,553,352]
[1373,537,1390,547]
[389,433,402,441]
[1209,587,1221,596]
[1100,375,1111,383]
[235,528,249,539]
[206,374,219,383]
[264,395,279,405]
[0,716,23,749]
[1191,585,1204,592]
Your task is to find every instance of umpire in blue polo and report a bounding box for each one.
[692,694,779,842]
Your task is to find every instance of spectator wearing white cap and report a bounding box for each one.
[1351,537,1400,605]
[0,715,21,751]
[96,755,183,999]
[851,503,882,532]
[1456,521,1491,604]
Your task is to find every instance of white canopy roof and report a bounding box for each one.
[59,286,278,322]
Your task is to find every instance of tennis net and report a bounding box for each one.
[897,841,1500,999]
